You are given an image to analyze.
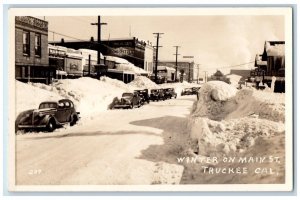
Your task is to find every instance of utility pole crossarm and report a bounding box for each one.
[91,16,107,65]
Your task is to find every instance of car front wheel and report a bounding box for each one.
[46,119,56,132]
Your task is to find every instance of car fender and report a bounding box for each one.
[42,114,58,125]
[70,113,79,122]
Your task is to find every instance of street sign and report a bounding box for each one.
[182,56,194,58]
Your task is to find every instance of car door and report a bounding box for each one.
[63,101,73,122]
[55,102,67,123]
[133,93,138,105]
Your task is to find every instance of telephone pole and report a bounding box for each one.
[153,32,164,83]
[204,71,208,83]
[173,46,180,82]
[197,64,200,84]
[91,16,107,65]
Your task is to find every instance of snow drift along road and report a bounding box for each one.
[16,76,200,120]
[188,81,285,155]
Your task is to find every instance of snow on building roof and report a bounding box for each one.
[157,66,175,71]
[105,56,130,64]
[105,56,148,75]
[115,63,149,75]
[265,41,285,56]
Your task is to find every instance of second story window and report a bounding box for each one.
[35,34,41,57]
[23,31,30,56]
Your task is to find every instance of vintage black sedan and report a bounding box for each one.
[15,99,80,132]
[113,92,142,109]
[150,89,160,101]
[181,88,194,96]
[164,88,177,99]
[134,89,150,104]
[158,89,166,101]
[192,87,201,95]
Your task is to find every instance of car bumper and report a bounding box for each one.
[18,125,47,129]
[114,104,131,108]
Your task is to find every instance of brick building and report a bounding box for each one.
[15,16,55,84]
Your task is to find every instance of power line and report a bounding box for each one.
[48,30,255,71]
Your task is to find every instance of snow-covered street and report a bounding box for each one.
[16,95,195,185]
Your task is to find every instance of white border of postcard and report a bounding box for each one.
[8,7,293,192]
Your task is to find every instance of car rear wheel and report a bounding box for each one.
[70,115,78,126]
[46,119,56,132]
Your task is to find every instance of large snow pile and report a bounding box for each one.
[19,77,134,119]
[16,76,162,120]
[190,81,237,120]
[188,81,285,155]
[15,81,64,116]
[128,76,160,89]
[50,77,133,118]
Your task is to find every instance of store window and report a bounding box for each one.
[23,31,30,56]
[35,34,41,57]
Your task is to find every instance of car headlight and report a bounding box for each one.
[38,112,44,117]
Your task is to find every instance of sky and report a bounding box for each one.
[40,15,284,75]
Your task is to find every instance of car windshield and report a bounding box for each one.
[184,88,192,92]
[39,102,58,109]
[122,93,133,97]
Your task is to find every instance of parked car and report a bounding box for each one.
[150,89,160,101]
[134,89,150,104]
[191,87,201,95]
[164,88,177,99]
[15,99,80,132]
[162,88,171,99]
[158,89,167,101]
[113,92,142,109]
[181,88,194,96]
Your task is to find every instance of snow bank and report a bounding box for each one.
[16,76,160,120]
[15,81,63,116]
[16,77,135,120]
[51,77,134,118]
[190,81,237,120]
[128,76,159,89]
[188,81,285,155]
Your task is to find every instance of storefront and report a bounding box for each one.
[15,16,55,84]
